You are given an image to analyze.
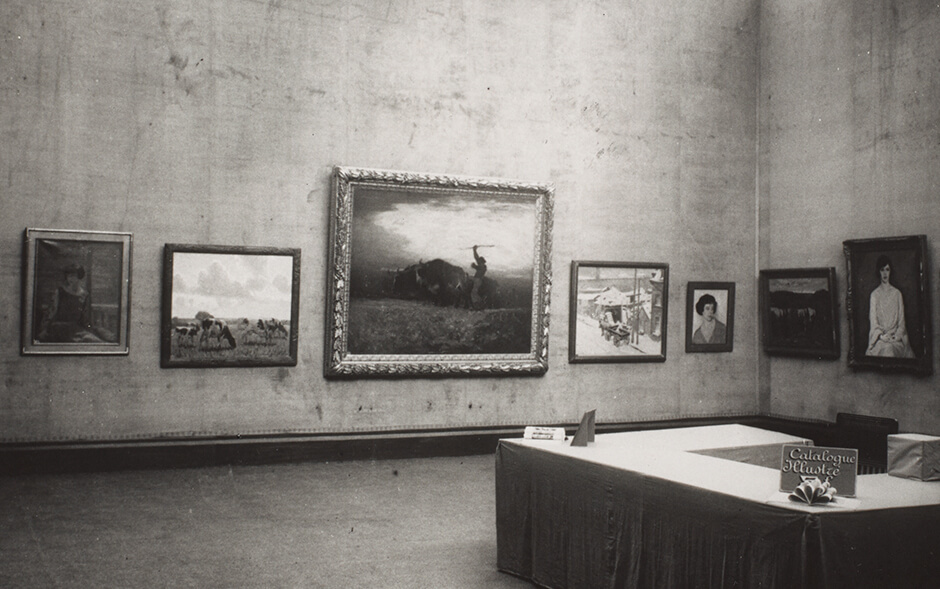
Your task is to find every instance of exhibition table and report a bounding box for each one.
[495,424,940,589]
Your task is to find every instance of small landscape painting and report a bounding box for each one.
[759,267,839,359]
[161,244,301,368]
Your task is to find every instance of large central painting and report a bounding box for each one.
[325,167,553,377]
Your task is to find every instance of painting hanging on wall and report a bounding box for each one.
[843,235,932,375]
[324,166,554,377]
[568,261,669,363]
[161,244,301,368]
[685,282,735,353]
[22,228,133,355]
[759,267,840,359]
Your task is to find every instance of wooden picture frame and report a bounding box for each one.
[22,228,133,355]
[685,282,735,353]
[324,166,553,377]
[759,267,840,359]
[161,244,301,368]
[843,235,932,375]
[569,261,669,363]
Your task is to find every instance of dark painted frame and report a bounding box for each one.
[843,235,932,375]
[161,243,301,368]
[759,267,840,359]
[569,260,669,363]
[685,281,735,353]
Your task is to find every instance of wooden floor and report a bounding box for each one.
[0,455,533,588]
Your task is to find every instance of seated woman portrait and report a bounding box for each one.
[37,263,110,343]
[866,255,914,358]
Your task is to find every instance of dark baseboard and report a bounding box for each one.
[1,414,845,475]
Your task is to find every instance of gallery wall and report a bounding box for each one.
[759,0,940,434]
[0,0,761,443]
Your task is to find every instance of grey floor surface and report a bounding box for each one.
[0,454,534,588]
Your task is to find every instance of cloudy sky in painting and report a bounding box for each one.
[171,253,294,320]
[351,188,537,278]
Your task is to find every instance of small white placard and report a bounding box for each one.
[524,426,566,441]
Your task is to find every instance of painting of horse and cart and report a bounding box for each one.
[569,261,669,363]
[325,167,554,377]
[161,244,301,367]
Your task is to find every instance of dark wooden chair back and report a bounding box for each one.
[835,413,899,474]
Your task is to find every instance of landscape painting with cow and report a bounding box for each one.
[346,186,537,356]
[161,245,300,367]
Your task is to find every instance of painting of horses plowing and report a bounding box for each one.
[161,244,300,368]
[325,167,553,377]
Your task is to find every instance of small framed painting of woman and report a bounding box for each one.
[843,235,932,375]
[21,228,133,355]
[685,282,735,353]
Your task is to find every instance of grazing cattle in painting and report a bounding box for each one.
[173,323,200,347]
[257,318,288,343]
[237,318,262,345]
[199,316,237,349]
[265,318,288,338]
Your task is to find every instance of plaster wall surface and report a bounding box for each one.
[0,0,759,442]
[759,0,940,434]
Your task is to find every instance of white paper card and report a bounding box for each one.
[524,426,566,441]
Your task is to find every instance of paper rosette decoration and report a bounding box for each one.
[788,477,837,505]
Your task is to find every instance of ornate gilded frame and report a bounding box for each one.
[324,166,553,377]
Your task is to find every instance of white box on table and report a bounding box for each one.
[887,433,940,481]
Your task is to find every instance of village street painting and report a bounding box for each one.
[569,262,668,363]
[161,245,300,367]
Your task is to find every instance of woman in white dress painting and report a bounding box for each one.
[866,255,914,358]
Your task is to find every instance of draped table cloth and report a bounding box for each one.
[495,424,940,589]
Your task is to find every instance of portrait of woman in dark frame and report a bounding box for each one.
[686,282,735,353]
[843,235,932,375]
[865,255,914,359]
